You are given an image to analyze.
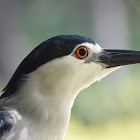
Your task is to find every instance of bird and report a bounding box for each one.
[0,35,140,140]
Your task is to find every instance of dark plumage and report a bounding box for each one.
[0,109,13,138]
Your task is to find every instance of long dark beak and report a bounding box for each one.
[99,49,140,68]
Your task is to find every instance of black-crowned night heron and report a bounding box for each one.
[0,35,140,140]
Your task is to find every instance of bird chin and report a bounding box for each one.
[96,66,121,82]
[74,65,121,95]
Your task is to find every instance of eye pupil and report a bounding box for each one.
[79,48,86,56]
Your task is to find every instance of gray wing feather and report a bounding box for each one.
[0,109,13,138]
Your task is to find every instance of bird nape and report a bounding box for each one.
[0,35,140,140]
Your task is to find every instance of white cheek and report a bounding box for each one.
[96,66,121,81]
[71,62,121,92]
[28,55,120,101]
[71,62,102,91]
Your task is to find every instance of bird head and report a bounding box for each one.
[1,35,140,104]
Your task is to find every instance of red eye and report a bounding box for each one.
[75,46,88,59]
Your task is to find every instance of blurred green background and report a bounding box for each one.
[0,0,140,139]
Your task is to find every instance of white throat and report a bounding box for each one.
[3,54,120,140]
